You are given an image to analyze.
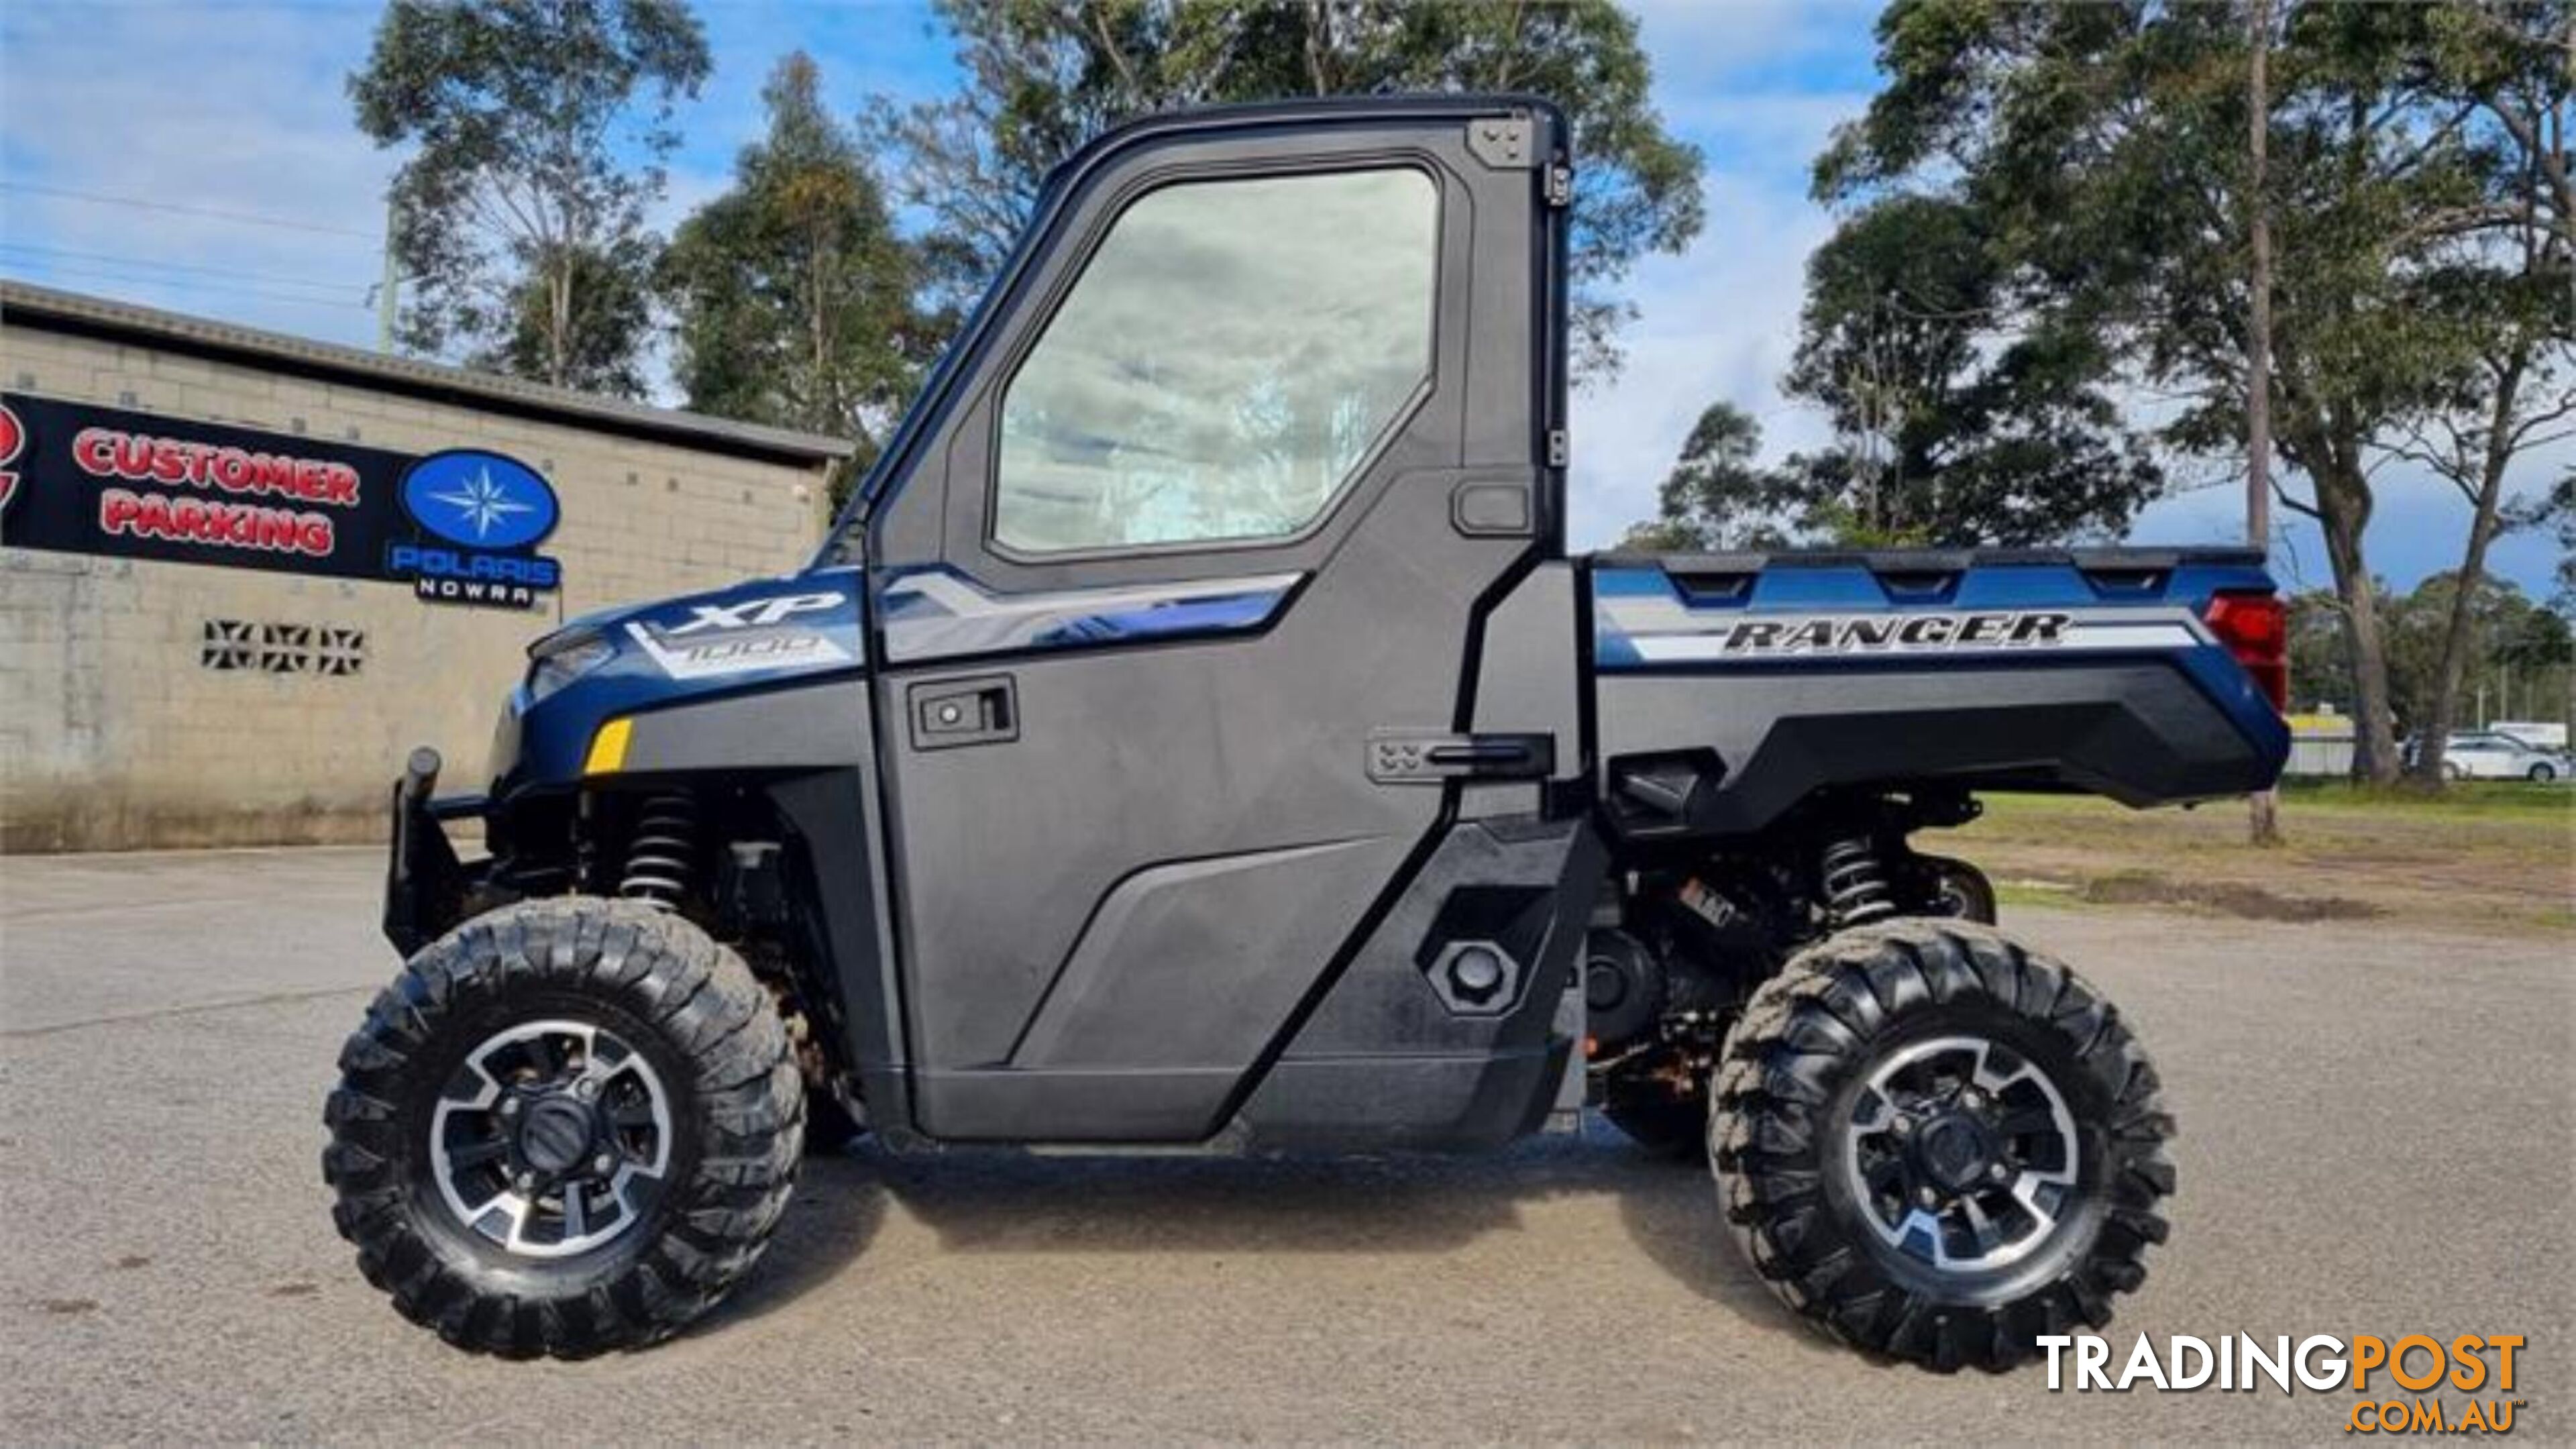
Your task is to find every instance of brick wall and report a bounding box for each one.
[0,323,835,851]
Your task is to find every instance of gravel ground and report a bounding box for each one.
[2,847,2569,1444]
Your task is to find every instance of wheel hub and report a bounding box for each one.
[429,1020,673,1258]
[1842,1034,2080,1273]
[513,1094,599,1175]
[1912,1112,1998,1193]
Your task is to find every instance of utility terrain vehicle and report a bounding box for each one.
[326,97,2290,1371]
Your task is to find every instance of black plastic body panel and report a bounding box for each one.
[1596,660,2276,837]
[1234,813,1603,1150]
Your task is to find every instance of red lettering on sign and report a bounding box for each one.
[69,425,362,508]
[0,400,21,507]
[96,486,335,557]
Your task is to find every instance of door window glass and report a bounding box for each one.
[994,168,1438,553]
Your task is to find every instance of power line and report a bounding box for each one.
[0,241,365,293]
[0,180,375,239]
[0,258,366,309]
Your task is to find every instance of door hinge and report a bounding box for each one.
[1545,163,1574,207]
[1546,427,1569,468]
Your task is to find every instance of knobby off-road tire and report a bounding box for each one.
[323,898,804,1358]
[1711,920,2173,1373]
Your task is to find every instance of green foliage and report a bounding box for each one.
[2287,574,2571,729]
[350,0,712,392]
[661,52,932,499]
[1803,0,2570,780]
[869,0,1704,383]
[1776,193,2162,545]
[2516,475,2576,614]
[1627,193,2162,551]
[481,237,659,396]
[1619,402,1792,550]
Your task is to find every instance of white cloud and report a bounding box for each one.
[1,3,394,347]
[1564,0,1872,547]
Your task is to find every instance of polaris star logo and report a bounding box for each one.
[1719,611,2073,654]
[388,449,563,610]
[399,450,559,550]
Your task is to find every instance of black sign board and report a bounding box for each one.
[0,391,562,609]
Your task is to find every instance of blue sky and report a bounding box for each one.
[1,0,2561,598]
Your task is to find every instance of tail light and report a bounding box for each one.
[2203,591,2287,712]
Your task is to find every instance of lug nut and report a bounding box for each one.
[1889,1116,1913,1138]
[514,1171,535,1191]
[1960,1088,1984,1110]
[593,1153,616,1176]
[1916,1186,1939,1208]
[498,1097,520,1118]
[1989,1162,2010,1183]
[575,1079,599,1101]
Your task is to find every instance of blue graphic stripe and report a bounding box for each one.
[879,566,1303,663]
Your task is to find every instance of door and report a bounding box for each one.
[861,100,1566,1141]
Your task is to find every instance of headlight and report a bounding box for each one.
[525,628,615,704]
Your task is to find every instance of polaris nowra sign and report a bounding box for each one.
[391,450,563,610]
[0,392,563,610]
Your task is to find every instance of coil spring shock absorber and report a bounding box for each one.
[1819,832,1896,928]
[619,794,698,911]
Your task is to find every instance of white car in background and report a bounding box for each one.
[2437,731,2571,782]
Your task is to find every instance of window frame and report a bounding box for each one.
[978,158,1448,566]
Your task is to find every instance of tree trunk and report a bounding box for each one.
[2314,465,2400,782]
[2408,364,2526,788]
[2412,510,2500,786]
[2244,0,2281,845]
[549,259,574,389]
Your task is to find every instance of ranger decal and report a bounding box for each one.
[1717,611,2072,654]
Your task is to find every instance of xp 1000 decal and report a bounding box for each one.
[623,588,859,681]
[0,392,562,610]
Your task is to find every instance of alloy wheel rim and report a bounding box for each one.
[429,1018,672,1258]
[1841,1034,2079,1273]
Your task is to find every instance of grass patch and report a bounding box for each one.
[1957,787,2571,933]
[2274,778,2574,820]
[2073,869,2379,922]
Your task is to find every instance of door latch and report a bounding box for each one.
[909,675,1018,750]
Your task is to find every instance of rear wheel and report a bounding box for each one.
[323,898,803,1358]
[1711,920,2172,1372]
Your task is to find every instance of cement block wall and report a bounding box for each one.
[0,321,835,851]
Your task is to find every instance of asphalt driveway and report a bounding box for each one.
[2,848,2567,1442]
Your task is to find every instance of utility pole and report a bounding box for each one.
[376,194,400,355]
[2245,0,2284,841]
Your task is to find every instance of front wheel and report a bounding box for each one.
[1711,921,2172,1372]
[323,898,804,1357]
[2529,763,2558,784]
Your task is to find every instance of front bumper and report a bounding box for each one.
[384,747,490,956]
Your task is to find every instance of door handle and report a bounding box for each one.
[909,675,1018,750]
[1366,729,1554,784]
